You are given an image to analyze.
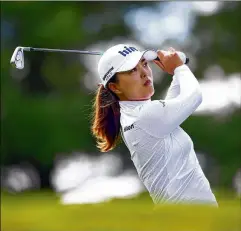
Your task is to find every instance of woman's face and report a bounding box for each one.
[108,58,155,101]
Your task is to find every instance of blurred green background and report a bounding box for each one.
[1,1,241,231]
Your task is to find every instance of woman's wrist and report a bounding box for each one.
[174,64,188,75]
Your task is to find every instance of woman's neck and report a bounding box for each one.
[119,97,151,102]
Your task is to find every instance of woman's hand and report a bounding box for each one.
[153,48,183,75]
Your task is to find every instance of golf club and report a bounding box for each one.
[10,46,189,70]
[10,46,103,69]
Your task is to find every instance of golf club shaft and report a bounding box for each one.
[21,47,189,63]
[23,47,103,55]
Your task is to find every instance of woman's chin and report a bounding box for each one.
[142,90,155,100]
[148,87,155,97]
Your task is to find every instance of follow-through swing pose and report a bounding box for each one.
[91,44,218,206]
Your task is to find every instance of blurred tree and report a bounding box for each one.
[184,2,241,186]
[193,2,241,76]
[1,1,156,186]
[1,1,240,187]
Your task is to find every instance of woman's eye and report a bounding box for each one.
[130,68,137,73]
[143,62,148,67]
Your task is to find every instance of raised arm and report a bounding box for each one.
[165,75,180,100]
[138,64,202,137]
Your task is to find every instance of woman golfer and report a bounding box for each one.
[91,44,218,206]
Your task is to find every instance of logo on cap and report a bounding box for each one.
[103,66,114,81]
[118,46,138,57]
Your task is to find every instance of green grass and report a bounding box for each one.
[1,190,240,231]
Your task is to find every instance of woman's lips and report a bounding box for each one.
[144,79,152,86]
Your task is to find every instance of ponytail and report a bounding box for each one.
[91,75,121,152]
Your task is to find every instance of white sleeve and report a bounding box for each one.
[165,76,180,100]
[137,65,202,137]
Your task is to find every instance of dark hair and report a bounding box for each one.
[91,75,121,152]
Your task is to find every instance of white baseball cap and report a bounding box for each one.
[98,44,158,87]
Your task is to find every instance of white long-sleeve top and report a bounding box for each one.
[119,64,218,206]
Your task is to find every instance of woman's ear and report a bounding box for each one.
[108,82,122,95]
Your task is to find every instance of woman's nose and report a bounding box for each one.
[140,67,148,78]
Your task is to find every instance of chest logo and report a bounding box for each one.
[124,123,134,132]
[159,100,166,107]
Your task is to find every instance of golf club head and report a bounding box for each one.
[10,46,24,69]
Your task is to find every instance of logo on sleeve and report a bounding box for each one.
[124,123,134,132]
[159,100,166,107]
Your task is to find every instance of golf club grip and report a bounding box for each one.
[154,57,189,64]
